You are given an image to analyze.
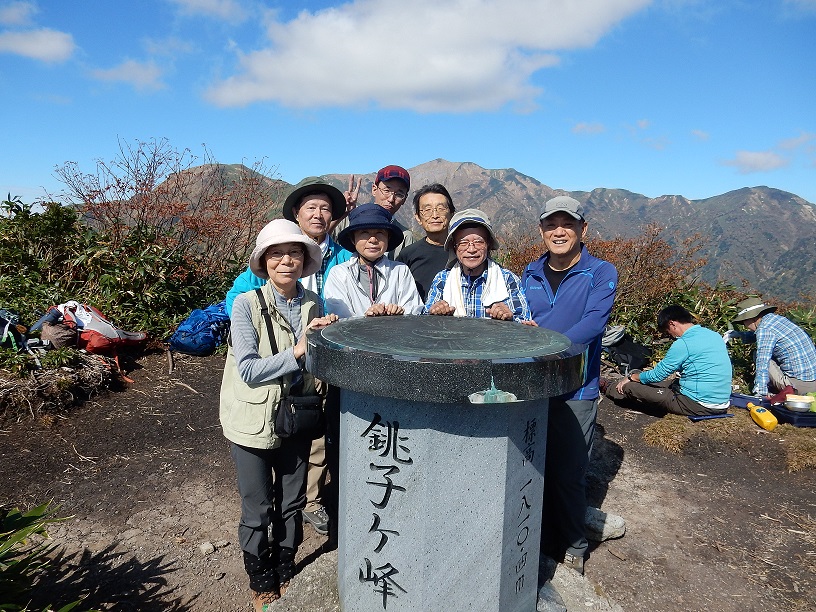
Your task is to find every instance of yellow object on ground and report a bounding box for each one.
[748,402,778,431]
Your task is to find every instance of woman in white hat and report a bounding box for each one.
[219,219,338,611]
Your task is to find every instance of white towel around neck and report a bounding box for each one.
[442,259,510,317]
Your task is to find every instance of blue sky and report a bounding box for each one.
[2,0,815,206]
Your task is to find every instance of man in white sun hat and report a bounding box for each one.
[731,296,816,397]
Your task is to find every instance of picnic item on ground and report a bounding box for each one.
[748,402,778,431]
[688,413,735,422]
[784,394,815,412]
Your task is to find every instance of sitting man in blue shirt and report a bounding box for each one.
[605,305,733,416]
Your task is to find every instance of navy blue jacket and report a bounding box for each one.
[522,245,618,400]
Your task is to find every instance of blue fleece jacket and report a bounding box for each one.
[522,245,618,400]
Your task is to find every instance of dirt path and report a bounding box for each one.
[1,351,814,611]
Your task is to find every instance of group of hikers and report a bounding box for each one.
[216,164,816,611]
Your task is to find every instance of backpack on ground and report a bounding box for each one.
[168,301,231,356]
[602,324,652,376]
[32,301,148,354]
[1,308,27,351]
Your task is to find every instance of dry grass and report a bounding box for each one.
[777,424,816,472]
[0,353,117,422]
[642,413,693,453]
[642,409,816,472]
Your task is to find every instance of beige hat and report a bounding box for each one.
[444,209,499,251]
[249,219,322,280]
[732,296,777,323]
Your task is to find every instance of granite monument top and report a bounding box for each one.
[308,316,586,402]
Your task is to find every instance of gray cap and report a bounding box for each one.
[539,196,584,221]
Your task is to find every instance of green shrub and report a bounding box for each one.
[38,348,82,371]
[0,503,84,611]
[0,199,85,321]
[0,348,32,377]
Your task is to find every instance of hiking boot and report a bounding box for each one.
[251,589,280,612]
[302,505,329,535]
[562,552,584,575]
[599,378,609,395]
[585,506,626,542]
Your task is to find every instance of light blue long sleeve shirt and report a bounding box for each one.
[639,325,732,405]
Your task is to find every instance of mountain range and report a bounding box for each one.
[319,159,816,303]
[173,159,816,303]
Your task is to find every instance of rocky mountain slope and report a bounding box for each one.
[321,159,815,302]
[156,159,815,302]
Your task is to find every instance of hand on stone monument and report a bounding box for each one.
[520,319,538,327]
[365,303,405,317]
[486,302,513,320]
[428,300,455,316]
[309,314,339,329]
[294,315,339,358]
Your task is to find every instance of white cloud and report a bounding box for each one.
[778,131,816,150]
[784,0,816,13]
[144,36,195,56]
[91,60,166,91]
[0,1,36,25]
[205,0,651,112]
[0,27,74,61]
[723,151,789,174]
[642,136,668,150]
[573,122,606,135]
[167,0,248,23]
[636,119,650,130]
[691,129,709,141]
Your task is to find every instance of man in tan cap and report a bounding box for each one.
[731,296,816,397]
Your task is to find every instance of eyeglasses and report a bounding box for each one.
[418,204,450,217]
[377,184,408,201]
[266,248,305,262]
[455,238,488,250]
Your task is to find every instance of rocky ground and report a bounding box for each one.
[1,350,814,611]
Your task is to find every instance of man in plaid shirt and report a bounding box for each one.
[423,209,531,322]
[731,297,816,396]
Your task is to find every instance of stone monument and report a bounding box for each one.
[307,316,584,612]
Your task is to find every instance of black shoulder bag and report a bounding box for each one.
[255,289,324,440]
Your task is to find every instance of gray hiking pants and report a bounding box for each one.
[608,377,724,416]
[230,439,310,560]
[543,397,597,560]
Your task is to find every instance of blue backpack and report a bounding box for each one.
[168,301,231,356]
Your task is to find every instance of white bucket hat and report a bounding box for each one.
[444,208,500,251]
[249,219,322,279]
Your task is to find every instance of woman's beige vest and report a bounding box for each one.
[219,285,321,449]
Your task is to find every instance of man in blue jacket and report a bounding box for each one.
[522,196,618,575]
[225,177,354,316]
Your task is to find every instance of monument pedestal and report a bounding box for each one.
[308,316,584,612]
